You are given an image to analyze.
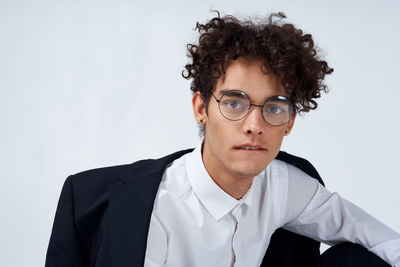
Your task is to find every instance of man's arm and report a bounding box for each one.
[45,175,87,267]
[282,164,400,266]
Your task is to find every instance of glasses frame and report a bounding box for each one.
[210,90,295,126]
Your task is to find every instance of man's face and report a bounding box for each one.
[193,57,296,181]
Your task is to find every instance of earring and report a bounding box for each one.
[285,130,288,134]
[200,119,203,123]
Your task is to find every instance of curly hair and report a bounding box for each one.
[182,11,334,135]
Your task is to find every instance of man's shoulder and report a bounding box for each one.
[276,151,324,186]
[68,148,195,191]
[59,148,195,224]
[69,159,151,187]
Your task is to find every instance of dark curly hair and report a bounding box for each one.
[182,11,334,135]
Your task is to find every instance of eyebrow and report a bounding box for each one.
[219,89,235,95]
[219,89,247,96]
[218,89,246,98]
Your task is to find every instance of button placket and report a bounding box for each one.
[231,204,243,266]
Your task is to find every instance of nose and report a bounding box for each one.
[242,106,264,136]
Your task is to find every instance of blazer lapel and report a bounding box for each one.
[109,177,161,267]
[109,149,194,267]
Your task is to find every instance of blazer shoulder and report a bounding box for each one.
[70,160,148,187]
[67,148,195,202]
[67,159,156,202]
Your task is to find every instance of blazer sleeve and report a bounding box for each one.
[45,175,88,267]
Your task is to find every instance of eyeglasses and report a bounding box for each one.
[210,90,294,126]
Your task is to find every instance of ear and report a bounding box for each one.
[192,91,207,124]
[284,113,296,136]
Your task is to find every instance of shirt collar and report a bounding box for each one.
[186,141,258,221]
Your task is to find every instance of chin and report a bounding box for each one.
[229,152,271,174]
[229,161,267,179]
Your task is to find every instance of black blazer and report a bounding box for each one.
[45,149,324,267]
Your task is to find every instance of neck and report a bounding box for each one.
[201,143,254,200]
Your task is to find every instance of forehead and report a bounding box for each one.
[215,58,286,100]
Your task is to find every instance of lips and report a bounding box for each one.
[234,144,266,150]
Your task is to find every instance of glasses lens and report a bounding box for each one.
[219,91,250,120]
[263,96,294,126]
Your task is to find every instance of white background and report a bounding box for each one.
[1,0,399,266]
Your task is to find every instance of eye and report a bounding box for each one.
[224,100,243,109]
[267,106,283,114]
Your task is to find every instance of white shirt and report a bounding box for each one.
[144,143,400,267]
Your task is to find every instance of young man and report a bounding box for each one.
[45,12,400,267]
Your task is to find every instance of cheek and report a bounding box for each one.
[267,130,286,152]
[207,118,232,145]
[207,106,228,136]
[205,114,240,153]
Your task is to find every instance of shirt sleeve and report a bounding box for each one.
[144,212,168,267]
[282,164,400,266]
